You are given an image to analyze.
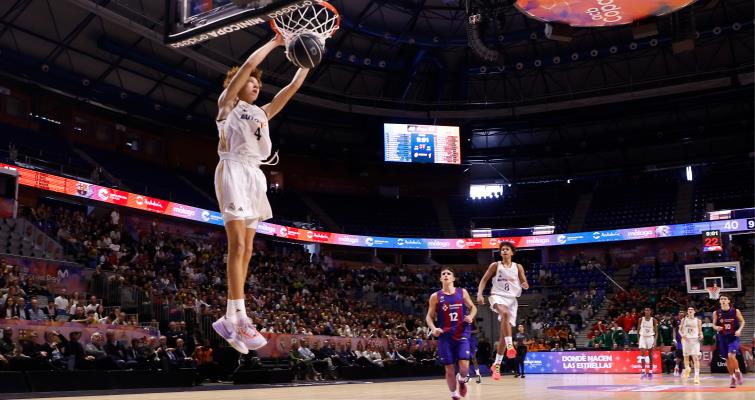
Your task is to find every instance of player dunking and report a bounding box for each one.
[637,307,657,378]
[211,34,310,354]
[476,242,529,380]
[426,267,477,400]
[678,306,702,384]
[712,294,746,388]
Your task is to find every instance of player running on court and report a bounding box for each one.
[678,306,703,384]
[712,294,746,388]
[476,241,529,380]
[426,267,477,400]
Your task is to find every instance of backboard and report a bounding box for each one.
[165,0,314,48]
[685,261,741,294]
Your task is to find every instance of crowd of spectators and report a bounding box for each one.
[3,203,750,381]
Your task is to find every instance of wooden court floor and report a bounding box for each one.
[4,374,754,400]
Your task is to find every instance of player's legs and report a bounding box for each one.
[692,355,701,384]
[682,351,691,380]
[241,226,257,283]
[456,359,470,397]
[493,303,516,357]
[438,337,457,398]
[211,219,249,354]
[225,219,247,306]
[444,364,458,398]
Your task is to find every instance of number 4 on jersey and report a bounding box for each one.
[254,127,261,141]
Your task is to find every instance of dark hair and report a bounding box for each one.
[499,241,516,252]
[440,266,455,276]
[719,294,729,300]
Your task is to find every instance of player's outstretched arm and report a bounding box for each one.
[262,67,309,119]
[219,35,284,110]
[476,262,496,304]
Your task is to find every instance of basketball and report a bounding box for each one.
[286,32,324,69]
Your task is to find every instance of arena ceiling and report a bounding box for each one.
[0,0,752,179]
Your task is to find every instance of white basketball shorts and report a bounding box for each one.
[214,160,272,229]
[639,336,655,350]
[682,338,701,356]
[488,294,518,327]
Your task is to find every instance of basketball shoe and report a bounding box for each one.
[729,376,737,388]
[506,344,517,359]
[236,317,267,350]
[735,371,743,385]
[491,363,501,380]
[456,373,468,397]
[693,376,700,385]
[212,316,248,354]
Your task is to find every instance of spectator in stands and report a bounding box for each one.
[53,289,69,318]
[112,312,128,326]
[68,306,86,323]
[157,335,177,371]
[702,317,716,345]
[103,331,130,369]
[610,322,626,349]
[19,331,48,369]
[0,328,16,356]
[297,339,323,380]
[40,331,67,370]
[27,299,47,321]
[173,338,194,368]
[288,340,310,381]
[55,331,89,370]
[44,300,57,320]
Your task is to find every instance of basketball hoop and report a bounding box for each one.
[270,0,340,47]
[706,286,720,300]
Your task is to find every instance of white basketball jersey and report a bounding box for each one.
[681,317,700,339]
[216,100,271,162]
[491,261,522,298]
[640,317,655,337]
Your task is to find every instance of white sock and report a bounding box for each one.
[475,368,481,376]
[451,391,459,398]
[226,299,246,322]
[735,368,741,373]
[504,337,513,347]
[495,353,503,364]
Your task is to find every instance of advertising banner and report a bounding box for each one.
[2,162,752,250]
[3,254,87,294]
[0,319,158,345]
[524,350,662,374]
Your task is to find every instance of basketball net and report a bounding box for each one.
[706,286,720,300]
[270,0,340,47]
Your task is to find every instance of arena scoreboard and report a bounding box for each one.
[383,123,461,165]
[702,229,723,252]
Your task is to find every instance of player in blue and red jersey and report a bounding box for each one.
[426,267,477,400]
[712,294,746,388]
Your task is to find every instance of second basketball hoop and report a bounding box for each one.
[270,0,339,69]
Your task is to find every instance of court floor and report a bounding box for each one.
[4,374,754,400]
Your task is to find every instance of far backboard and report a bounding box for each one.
[685,261,741,294]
